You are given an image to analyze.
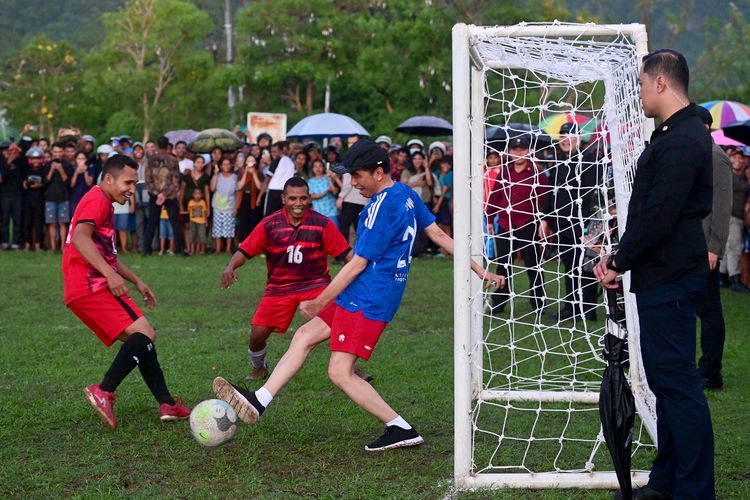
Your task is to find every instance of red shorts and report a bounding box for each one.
[252,287,326,333]
[318,304,388,360]
[68,287,143,346]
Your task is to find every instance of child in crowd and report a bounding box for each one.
[308,159,340,226]
[433,156,454,238]
[211,157,239,253]
[159,206,174,255]
[187,188,208,255]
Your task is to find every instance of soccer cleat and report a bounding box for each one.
[159,397,191,421]
[354,365,373,383]
[83,384,117,429]
[245,365,269,381]
[212,377,263,425]
[365,425,424,452]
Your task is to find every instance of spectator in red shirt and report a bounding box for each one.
[486,135,549,313]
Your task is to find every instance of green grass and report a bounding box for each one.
[0,252,748,498]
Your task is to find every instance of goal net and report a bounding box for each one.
[452,22,658,490]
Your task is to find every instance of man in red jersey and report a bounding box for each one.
[63,154,190,429]
[221,177,357,380]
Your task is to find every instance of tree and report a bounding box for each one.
[96,0,213,140]
[1,36,82,140]
[692,2,750,103]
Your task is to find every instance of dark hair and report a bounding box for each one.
[102,154,138,176]
[273,140,290,150]
[411,150,426,159]
[63,141,78,149]
[642,49,689,94]
[51,141,65,150]
[156,136,170,150]
[175,140,187,147]
[283,176,309,193]
[697,106,713,126]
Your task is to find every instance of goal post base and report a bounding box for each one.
[456,471,650,490]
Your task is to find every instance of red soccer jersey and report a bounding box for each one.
[238,208,350,296]
[62,186,118,304]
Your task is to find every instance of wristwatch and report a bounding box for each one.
[606,255,621,273]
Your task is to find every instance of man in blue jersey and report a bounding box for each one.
[213,140,503,451]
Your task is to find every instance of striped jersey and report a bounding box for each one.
[238,208,350,296]
[337,181,436,322]
[62,186,118,304]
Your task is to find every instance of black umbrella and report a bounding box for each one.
[600,284,635,500]
[485,123,552,151]
[395,116,453,136]
[723,120,750,145]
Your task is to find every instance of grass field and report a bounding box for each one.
[1,252,748,498]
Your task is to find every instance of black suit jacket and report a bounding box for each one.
[614,104,712,293]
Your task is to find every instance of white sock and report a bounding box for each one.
[255,387,273,408]
[386,415,412,430]
[249,347,267,369]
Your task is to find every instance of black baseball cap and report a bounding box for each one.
[332,140,389,175]
[559,122,579,135]
[510,135,531,149]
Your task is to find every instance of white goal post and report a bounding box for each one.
[452,21,658,490]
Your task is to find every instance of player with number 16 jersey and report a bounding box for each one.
[220,177,352,380]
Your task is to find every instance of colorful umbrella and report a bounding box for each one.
[711,128,745,147]
[699,100,750,130]
[539,113,597,140]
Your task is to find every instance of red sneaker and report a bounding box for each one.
[83,384,117,429]
[159,397,191,421]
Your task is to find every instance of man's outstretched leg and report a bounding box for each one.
[328,351,423,451]
[214,317,331,424]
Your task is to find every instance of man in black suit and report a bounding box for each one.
[595,50,715,500]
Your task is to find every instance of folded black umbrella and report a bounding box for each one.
[600,285,635,500]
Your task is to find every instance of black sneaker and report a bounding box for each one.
[702,377,723,390]
[212,376,264,425]
[365,425,424,451]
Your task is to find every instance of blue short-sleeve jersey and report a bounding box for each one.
[337,182,436,322]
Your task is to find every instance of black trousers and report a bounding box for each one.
[696,266,726,382]
[557,227,598,315]
[143,197,184,255]
[264,189,283,217]
[493,224,545,309]
[23,197,45,246]
[1,192,23,246]
[338,201,364,241]
[237,205,263,243]
[637,274,715,499]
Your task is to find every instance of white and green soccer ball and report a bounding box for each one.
[189,399,238,447]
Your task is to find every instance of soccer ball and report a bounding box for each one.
[189,399,238,447]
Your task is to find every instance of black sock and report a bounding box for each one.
[133,334,175,406]
[100,333,150,392]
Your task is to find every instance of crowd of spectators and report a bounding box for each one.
[0,127,455,258]
[2,122,748,297]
